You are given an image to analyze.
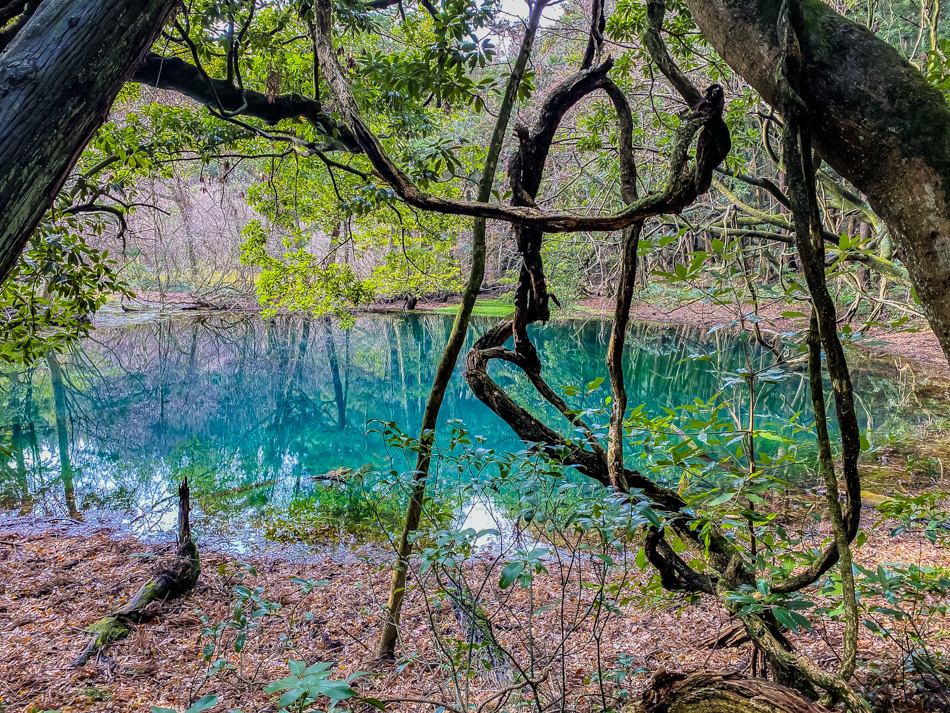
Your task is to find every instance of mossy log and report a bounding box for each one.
[641,670,832,713]
[72,480,200,667]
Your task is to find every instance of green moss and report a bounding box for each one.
[432,298,514,318]
[87,616,129,647]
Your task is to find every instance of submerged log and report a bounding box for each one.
[642,670,831,713]
[72,480,201,667]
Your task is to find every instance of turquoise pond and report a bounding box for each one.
[0,312,930,554]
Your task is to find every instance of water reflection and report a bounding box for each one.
[0,312,928,549]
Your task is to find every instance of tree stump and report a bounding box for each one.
[72,479,200,667]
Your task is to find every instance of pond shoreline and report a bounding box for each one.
[102,292,950,379]
[2,511,947,712]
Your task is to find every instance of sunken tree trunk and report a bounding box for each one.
[72,479,200,667]
[0,0,179,283]
[686,0,950,362]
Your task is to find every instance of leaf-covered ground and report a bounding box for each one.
[0,514,947,713]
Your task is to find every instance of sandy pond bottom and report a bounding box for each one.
[1,514,948,713]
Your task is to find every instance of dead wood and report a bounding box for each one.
[642,670,832,713]
[72,479,200,667]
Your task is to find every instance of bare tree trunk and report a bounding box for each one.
[376,0,550,659]
[606,223,641,488]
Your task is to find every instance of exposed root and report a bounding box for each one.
[642,669,831,713]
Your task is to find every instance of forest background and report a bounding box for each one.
[3,1,950,713]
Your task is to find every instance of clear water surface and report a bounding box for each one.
[0,312,924,555]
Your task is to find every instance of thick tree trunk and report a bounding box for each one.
[686,0,950,362]
[0,0,179,283]
[642,670,831,713]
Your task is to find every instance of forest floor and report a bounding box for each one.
[1,510,948,713]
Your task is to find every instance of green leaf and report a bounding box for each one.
[586,377,605,392]
[772,608,812,634]
[499,561,525,589]
[641,506,662,528]
[264,676,300,693]
[316,680,358,700]
[185,695,220,713]
[277,689,304,708]
[707,492,734,506]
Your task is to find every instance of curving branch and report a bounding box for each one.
[131,53,362,153]
[643,1,702,107]
[601,77,642,489]
[311,0,722,233]
[767,0,862,600]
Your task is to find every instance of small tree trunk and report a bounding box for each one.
[606,223,641,486]
[376,0,549,659]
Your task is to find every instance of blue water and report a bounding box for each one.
[0,312,923,551]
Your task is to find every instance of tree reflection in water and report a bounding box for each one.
[0,313,923,551]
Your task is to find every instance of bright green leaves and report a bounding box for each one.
[263,659,377,712]
[240,221,374,327]
[498,547,550,589]
[0,219,132,364]
[726,580,816,634]
[151,695,219,713]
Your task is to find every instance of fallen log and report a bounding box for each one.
[72,479,201,667]
[641,670,832,713]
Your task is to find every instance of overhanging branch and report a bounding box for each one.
[131,53,362,153]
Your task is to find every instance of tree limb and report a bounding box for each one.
[131,53,362,153]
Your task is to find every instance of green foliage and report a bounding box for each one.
[240,221,374,326]
[264,660,372,713]
[151,695,220,713]
[0,218,131,364]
